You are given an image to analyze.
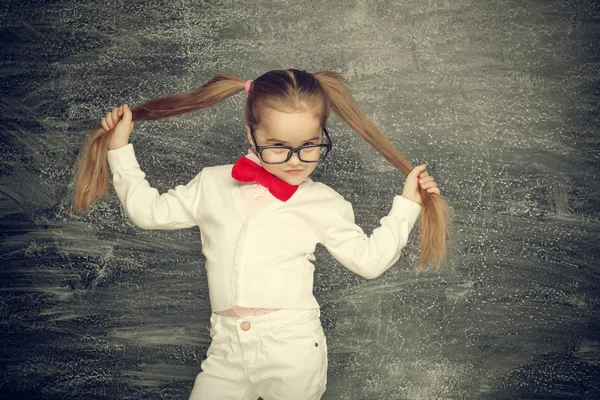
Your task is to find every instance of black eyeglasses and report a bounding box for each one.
[249,126,333,164]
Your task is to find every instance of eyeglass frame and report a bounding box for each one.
[249,126,333,164]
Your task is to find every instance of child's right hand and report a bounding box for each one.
[102,104,135,150]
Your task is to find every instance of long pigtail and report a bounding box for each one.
[313,71,453,270]
[72,73,246,213]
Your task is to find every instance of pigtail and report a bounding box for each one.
[72,72,246,213]
[313,71,453,271]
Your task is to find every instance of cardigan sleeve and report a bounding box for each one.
[321,195,422,279]
[106,143,202,230]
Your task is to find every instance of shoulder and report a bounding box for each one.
[301,179,347,205]
[203,163,233,173]
[189,164,235,194]
[199,163,234,179]
[299,180,354,236]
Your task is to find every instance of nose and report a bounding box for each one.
[287,150,302,166]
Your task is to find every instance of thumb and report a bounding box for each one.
[120,104,132,125]
[119,104,135,130]
[410,163,427,177]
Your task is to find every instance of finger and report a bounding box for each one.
[111,107,119,125]
[101,118,109,131]
[420,180,438,189]
[105,112,114,129]
[114,107,121,124]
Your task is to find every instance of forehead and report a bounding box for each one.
[257,108,321,140]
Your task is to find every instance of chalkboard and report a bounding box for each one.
[1,0,599,398]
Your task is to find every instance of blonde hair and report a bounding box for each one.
[72,69,453,270]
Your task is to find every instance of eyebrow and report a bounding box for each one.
[265,136,321,144]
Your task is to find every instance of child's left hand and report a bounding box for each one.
[401,163,440,207]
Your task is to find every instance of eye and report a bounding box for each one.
[303,142,315,146]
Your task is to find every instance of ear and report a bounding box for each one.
[245,124,252,145]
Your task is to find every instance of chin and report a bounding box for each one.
[283,175,305,185]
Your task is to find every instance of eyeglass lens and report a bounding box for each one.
[261,145,329,164]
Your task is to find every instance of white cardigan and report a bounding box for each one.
[107,144,422,311]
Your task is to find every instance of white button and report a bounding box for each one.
[233,266,239,271]
[255,196,262,200]
[234,290,238,296]
[243,221,248,227]
[237,243,242,249]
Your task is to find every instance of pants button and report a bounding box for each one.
[240,321,251,331]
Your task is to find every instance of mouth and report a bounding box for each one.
[285,169,303,174]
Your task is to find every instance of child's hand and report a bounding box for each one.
[401,163,440,207]
[102,104,135,150]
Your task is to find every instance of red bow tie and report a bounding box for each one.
[231,156,298,202]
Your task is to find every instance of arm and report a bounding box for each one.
[321,195,422,279]
[107,143,202,230]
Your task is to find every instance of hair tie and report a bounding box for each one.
[245,79,253,93]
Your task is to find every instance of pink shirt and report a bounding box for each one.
[213,148,284,317]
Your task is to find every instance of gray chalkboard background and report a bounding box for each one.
[1,0,599,399]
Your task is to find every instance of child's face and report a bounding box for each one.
[246,108,322,186]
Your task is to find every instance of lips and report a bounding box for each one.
[286,169,303,174]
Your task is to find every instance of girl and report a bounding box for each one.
[73,69,449,400]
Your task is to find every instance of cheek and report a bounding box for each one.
[306,164,318,174]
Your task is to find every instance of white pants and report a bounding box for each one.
[189,308,328,400]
